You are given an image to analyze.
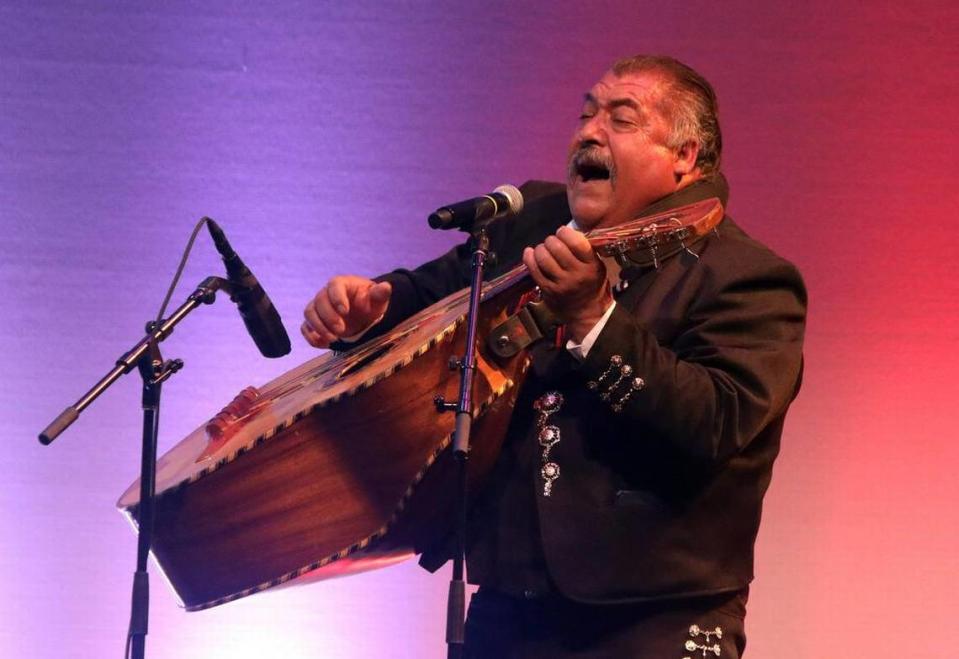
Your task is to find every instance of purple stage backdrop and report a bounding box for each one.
[2,1,958,657]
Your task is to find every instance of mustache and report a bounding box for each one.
[567,147,615,183]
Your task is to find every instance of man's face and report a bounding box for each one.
[566,70,683,231]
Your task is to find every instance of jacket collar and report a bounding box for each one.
[637,172,729,219]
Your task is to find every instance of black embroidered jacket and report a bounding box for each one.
[348,175,807,603]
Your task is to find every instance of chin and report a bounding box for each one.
[568,199,607,231]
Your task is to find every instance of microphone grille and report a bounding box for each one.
[493,184,524,216]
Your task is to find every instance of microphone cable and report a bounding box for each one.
[152,217,210,329]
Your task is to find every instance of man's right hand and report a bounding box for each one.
[301,276,392,348]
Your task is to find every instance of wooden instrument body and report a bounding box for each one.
[118,267,533,611]
[117,197,723,611]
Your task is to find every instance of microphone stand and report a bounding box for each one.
[434,225,493,659]
[38,275,232,659]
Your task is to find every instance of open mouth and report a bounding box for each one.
[570,151,613,183]
[577,163,610,181]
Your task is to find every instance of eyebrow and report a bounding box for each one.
[583,93,643,112]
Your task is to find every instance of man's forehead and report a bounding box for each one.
[585,70,668,104]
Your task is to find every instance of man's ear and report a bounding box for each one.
[673,140,700,178]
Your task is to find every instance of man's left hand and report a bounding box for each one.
[522,225,613,343]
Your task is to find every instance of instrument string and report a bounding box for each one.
[228,200,718,416]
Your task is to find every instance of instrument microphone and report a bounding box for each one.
[205,218,292,358]
[428,184,524,230]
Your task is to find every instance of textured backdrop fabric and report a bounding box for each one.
[1,1,957,657]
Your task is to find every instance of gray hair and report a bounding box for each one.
[611,55,722,176]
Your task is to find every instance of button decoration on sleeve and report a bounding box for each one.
[587,354,646,412]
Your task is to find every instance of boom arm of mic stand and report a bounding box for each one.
[38,276,232,445]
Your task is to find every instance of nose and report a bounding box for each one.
[575,113,607,148]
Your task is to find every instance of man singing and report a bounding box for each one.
[302,55,806,658]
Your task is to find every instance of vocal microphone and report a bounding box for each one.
[205,218,292,358]
[428,184,524,230]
